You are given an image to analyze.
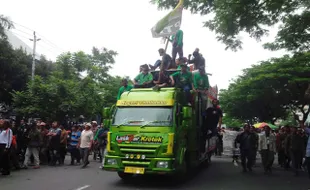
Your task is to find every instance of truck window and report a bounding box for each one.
[112,107,173,126]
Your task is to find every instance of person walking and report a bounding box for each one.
[258,125,277,174]
[78,123,93,168]
[235,124,257,172]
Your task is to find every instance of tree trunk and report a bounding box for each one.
[305,83,310,100]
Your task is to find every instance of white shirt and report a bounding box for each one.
[0,128,13,148]
[80,130,93,148]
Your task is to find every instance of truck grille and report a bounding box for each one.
[118,144,159,167]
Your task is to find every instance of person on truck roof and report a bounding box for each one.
[176,57,190,71]
[117,79,133,100]
[168,29,183,65]
[134,66,153,88]
[188,48,205,70]
[153,67,171,90]
[193,67,210,109]
[170,63,193,104]
[149,48,173,71]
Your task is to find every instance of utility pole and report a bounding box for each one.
[30,31,41,81]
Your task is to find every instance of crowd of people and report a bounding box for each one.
[0,119,108,176]
[231,124,310,178]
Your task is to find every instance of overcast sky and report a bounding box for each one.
[1,0,286,90]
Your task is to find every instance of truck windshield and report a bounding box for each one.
[112,107,173,126]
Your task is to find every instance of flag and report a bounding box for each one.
[151,0,184,38]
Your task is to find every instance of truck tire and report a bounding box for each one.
[117,171,133,181]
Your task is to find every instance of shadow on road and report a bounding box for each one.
[111,158,310,190]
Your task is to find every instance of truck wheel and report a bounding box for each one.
[117,171,133,181]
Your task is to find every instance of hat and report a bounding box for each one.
[91,121,97,125]
[85,123,92,127]
[40,122,46,126]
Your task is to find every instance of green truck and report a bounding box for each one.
[103,72,218,180]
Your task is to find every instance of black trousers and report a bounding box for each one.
[278,149,285,166]
[0,144,10,174]
[240,149,254,170]
[69,147,81,164]
[59,145,67,164]
[49,147,60,165]
[290,150,303,173]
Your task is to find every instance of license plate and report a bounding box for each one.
[124,167,145,174]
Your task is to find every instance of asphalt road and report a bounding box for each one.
[0,156,309,190]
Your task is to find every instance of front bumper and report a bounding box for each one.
[103,155,175,174]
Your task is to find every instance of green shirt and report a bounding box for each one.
[171,71,192,86]
[193,72,210,90]
[134,73,153,85]
[117,85,133,100]
[170,30,183,47]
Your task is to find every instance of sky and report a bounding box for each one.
[1,0,286,90]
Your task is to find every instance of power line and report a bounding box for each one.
[12,21,34,32]
[11,28,33,37]
[12,21,66,52]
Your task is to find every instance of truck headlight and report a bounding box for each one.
[156,161,168,168]
[107,159,117,165]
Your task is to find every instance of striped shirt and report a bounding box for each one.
[70,131,81,146]
[305,128,310,157]
[0,128,13,148]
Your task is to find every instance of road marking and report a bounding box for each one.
[74,185,91,190]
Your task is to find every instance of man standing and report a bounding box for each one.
[22,122,42,169]
[188,48,205,70]
[47,121,61,166]
[258,125,277,174]
[69,125,81,165]
[236,124,257,172]
[117,79,133,100]
[78,123,93,168]
[169,29,183,64]
[59,124,68,165]
[0,119,13,175]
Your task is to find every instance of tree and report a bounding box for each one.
[219,52,310,124]
[0,15,14,39]
[151,0,310,51]
[222,114,243,128]
[12,47,120,122]
[0,39,32,105]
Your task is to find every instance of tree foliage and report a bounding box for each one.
[151,0,310,51]
[219,52,310,123]
[12,47,122,121]
[0,14,14,39]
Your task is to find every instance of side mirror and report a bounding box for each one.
[182,107,191,119]
[103,107,110,119]
[104,119,111,128]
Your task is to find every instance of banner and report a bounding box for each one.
[151,0,184,38]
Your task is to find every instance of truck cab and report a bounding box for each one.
[103,70,218,180]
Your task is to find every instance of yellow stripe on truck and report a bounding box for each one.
[166,133,174,154]
[116,99,174,106]
[107,132,111,152]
